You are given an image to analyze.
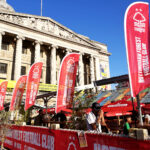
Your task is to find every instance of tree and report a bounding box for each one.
[0,110,11,149]
[67,91,97,130]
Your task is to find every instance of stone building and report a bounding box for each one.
[0,1,111,106]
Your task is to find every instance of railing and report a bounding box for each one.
[1,125,150,150]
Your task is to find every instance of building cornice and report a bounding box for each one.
[0,11,111,56]
[0,18,111,56]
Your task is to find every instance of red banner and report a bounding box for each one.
[3,125,150,150]
[124,2,150,97]
[56,53,80,113]
[10,75,27,111]
[0,81,8,111]
[25,62,43,111]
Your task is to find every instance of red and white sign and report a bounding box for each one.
[0,81,8,111]
[3,125,150,150]
[25,62,43,111]
[124,2,150,97]
[105,111,132,117]
[42,108,55,114]
[56,53,80,113]
[10,75,27,111]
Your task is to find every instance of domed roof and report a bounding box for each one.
[0,0,15,12]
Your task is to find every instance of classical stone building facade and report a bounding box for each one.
[0,1,110,106]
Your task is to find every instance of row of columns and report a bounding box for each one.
[0,32,101,87]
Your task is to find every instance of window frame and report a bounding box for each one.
[0,63,7,74]
[1,42,9,51]
[21,66,26,75]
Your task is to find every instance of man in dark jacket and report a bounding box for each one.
[34,109,43,126]
[51,111,67,128]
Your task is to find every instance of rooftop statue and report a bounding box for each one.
[0,0,15,12]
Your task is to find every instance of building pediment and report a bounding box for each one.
[0,12,98,48]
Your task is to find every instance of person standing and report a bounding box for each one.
[145,114,150,124]
[86,102,105,132]
[51,111,67,128]
[123,116,132,135]
[34,109,43,126]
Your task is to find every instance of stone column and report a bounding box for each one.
[50,45,58,85]
[14,35,24,81]
[43,68,46,84]
[90,55,96,92]
[90,55,95,82]
[79,52,84,86]
[0,31,5,51]
[34,41,42,63]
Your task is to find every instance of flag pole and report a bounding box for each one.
[136,94,143,126]
[41,0,42,16]
[131,97,137,127]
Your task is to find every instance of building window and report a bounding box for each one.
[21,66,26,75]
[2,42,9,50]
[0,63,7,73]
[22,47,28,54]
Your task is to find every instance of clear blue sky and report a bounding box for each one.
[8,0,150,77]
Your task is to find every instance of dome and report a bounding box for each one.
[0,0,15,12]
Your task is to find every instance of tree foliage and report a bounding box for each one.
[0,110,11,149]
[67,91,97,130]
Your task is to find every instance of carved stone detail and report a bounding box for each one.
[66,48,72,54]
[0,13,94,47]
[0,0,15,12]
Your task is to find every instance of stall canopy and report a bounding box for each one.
[93,74,129,86]
[142,104,150,114]
[42,108,72,114]
[84,100,136,116]
[102,100,144,114]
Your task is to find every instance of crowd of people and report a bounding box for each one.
[86,102,132,135]
[33,110,67,128]
[31,102,150,136]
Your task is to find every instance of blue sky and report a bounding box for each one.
[8,0,150,77]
